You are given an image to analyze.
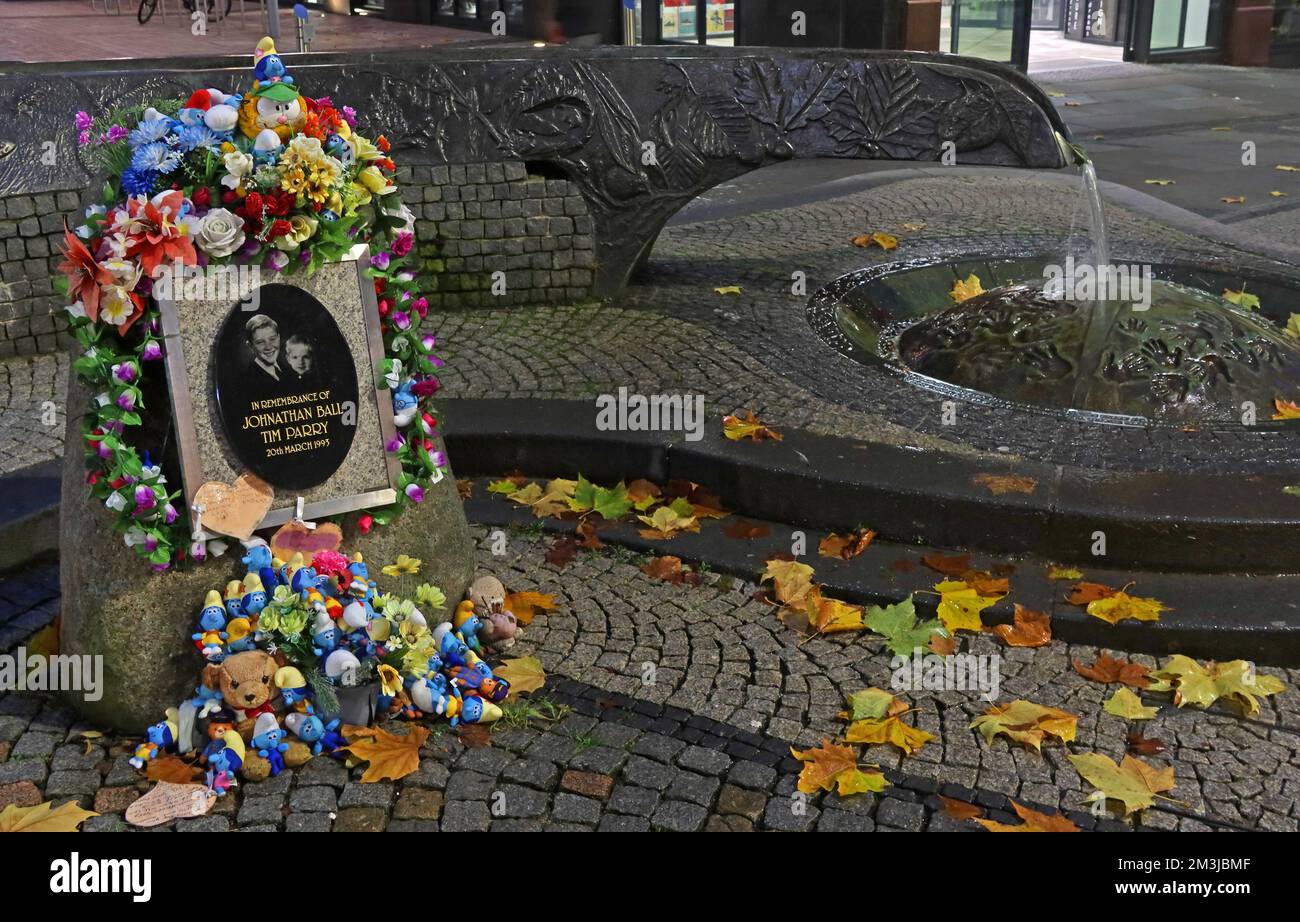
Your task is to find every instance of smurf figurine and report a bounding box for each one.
[452,600,485,653]
[274,665,314,714]
[130,711,178,769]
[199,708,238,765]
[312,610,339,656]
[225,616,257,654]
[285,712,345,756]
[206,730,246,796]
[192,590,228,661]
[223,580,245,621]
[250,713,289,777]
[240,572,269,617]
[189,681,225,720]
[241,542,280,592]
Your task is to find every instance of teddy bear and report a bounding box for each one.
[466,575,521,650]
[201,649,278,720]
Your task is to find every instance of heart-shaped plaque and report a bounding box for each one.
[194,473,274,541]
[271,520,344,562]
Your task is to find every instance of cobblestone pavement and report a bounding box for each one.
[0,354,65,476]
[7,171,1300,476]
[0,529,1296,832]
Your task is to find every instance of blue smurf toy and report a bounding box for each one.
[251,713,289,776]
[241,542,280,591]
[192,590,228,661]
[312,610,339,656]
[206,731,245,796]
[285,712,346,756]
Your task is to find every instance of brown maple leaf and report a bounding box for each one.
[819,530,876,560]
[642,555,700,586]
[545,535,580,569]
[145,755,202,784]
[1072,652,1151,689]
[990,604,1052,648]
[939,795,983,821]
[1067,582,1118,605]
[456,479,474,500]
[973,473,1037,495]
[1127,729,1167,756]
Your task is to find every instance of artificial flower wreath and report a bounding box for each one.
[59,38,447,570]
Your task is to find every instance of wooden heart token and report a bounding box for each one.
[271,519,344,562]
[194,473,274,541]
[125,781,216,827]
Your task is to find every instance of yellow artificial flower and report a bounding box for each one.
[377,664,402,698]
[382,555,421,578]
[351,133,384,162]
[273,214,319,251]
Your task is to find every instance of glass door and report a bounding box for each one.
[1128,0,1225,60]
[947,0,1032,69]
[1032,0,1064,29]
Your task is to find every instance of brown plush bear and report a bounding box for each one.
[202,650,278,719]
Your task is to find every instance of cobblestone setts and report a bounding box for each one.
[0,534,1296,832]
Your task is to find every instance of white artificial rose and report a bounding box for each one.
[195,208,246,259]
[223,149,253,178]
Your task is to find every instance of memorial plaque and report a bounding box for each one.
[159,248,400,532]
[212,284,359,491]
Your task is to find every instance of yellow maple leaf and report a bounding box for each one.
[1103,687,1159,721]
[1148,655,1284,716]
[494,656,547,698]
[949,273,984,303]
[975,800,1080,832]
[722,411,782,442]
[1144,179,1175,185]
[1275,164,1299,171]
[835,768,889,796]
[935,579,1002,633]
[636,505,699,540]
[340,725,429,783]
[761,558,816,608]
[1069,752,1174,816]
[503,591,556,625]
[0,800,98,832]
[714,285,743,295]
[805,588,865,634]
[970,699,1078,752]
[1086,591,1170,624]
[844,715,934,755]
[1221,195,1245,204]
[851,231,898,250]
[790,740,867,794]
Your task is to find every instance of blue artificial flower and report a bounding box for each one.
[121,166,159,197]
[131,141,182,175]
[127,118,173,148]
[178,123,221,153]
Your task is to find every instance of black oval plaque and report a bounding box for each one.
[214,284,359,491]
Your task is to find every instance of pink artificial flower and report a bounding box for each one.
[142,341,163,361]
[392,232,414,257]
[405,483,425,504]
[390,310,411,331]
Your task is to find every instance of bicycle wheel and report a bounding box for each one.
[137,0,158,24]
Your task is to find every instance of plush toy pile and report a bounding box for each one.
[61,36,447,570]
[132,543,523,794]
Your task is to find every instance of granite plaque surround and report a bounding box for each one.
[159,249,400,532]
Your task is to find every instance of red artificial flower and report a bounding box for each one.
[192,186,212,208]
[58,222,114,323]
[222,189,238,205]
[358,514,374,535]
[374,278,385,295]
[122,190,197,278]
[377,135,391,153]
[243,191,264,215]
[269,219,292,239]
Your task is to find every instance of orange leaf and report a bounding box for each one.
[939,795,983,821]
[641,555,700,586]
[975,800,1080,832]
[1073,652,1151,688]
[145,755,203,784]
[504,591,557,625]
[724,519,771,540]
[1067,581,1117,605]
[990,604,1052,648]
[790,740,859,794]
[922,552,971,577]
[819,530,876,560]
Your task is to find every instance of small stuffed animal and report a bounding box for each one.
[192,590,228,661]
[284,712,345,756]
[201,649,278,719]
[130,711,179,769]
[392,380,418,427]
[206,730,246,795]
[250,713,289,776]
[481,608,520,650]
[199,708,238,764]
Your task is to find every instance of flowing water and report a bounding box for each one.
[1068,161,1115,410]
